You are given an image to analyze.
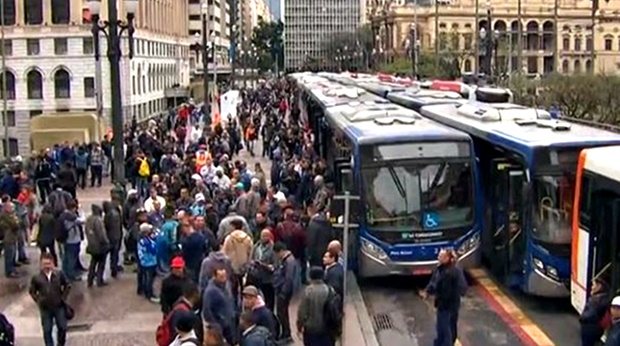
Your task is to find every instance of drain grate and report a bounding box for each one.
[372,313,394,331]
[67,323,93,333]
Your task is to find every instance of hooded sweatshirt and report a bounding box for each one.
[222,230,253,275]
[199,251,234,291]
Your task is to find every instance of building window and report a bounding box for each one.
[562,36,570,51]
[24,0,42,24]
[54,38,68,55]
[0,70,15,100]
[586,36,593,51]
[51,0,70,24]
[574,37,582,51]
[54,68,71,99]
[463,33,472,50]
[605,36,613,51]
[4,111,15,127]
[83,77,95,97]
[4,138,19,157]
[29,110,43,118]
[2,0,15,26]
[574,59,582,73]
[83,37,94,54]
[27,39,40,55]
[27,70,43,99]
[2,40,11,56]
[562,59,569,73]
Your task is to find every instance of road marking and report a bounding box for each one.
[468,269,555,346]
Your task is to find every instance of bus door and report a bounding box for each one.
[590,193,620,297]
[487,159,526,281]
[330,158,360,268]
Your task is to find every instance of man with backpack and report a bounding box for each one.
[135,150,151,200]
[239,310,277,346]
[156,282,202,346]
[296,266,342,346]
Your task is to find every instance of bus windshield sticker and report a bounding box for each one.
[423,211,440,229]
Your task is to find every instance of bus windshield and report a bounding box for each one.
[531,173,575,245]
[362,160,473,230]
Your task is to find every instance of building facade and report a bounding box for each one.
[370,0,620,76]
[0,0,190,156]
[188,0,230,74]
[284,0,364,70]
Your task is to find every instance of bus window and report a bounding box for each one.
[579,175,591,230]
[532,172,575,249]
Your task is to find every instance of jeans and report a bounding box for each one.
[136,177,149,200]
[76,168,87,189]
[36,178,52,204]
[87,253,107,286]
[62,243,80,280]
[109,242,121,278]
[40,307,68,346]
[303,332,335,346]
[3,243,16,276]
[434,309,459,346]
[139,265,156,298]
[276,294,292,339]
[17,229,28,262]
[90,165,103,187]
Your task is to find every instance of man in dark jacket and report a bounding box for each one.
[103,199,123,277]
[1,199,20,278]
[242,285,277,337]
[29,252,71,346]
[161,256,192,315]
[323,249,344,301]
[273,242,299,344]
[85,204,109,287]
[580,277,610,346]
[296,267,336,346]
[274,207,306,284]
[167,282,203,344]
[202,267,236,345]
[240,310,275,346]
[306,208,334,268]
[421,249,468,346]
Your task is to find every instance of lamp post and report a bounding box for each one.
[88,0,137,185]
[200,2,210,117]
[479,27,499,80]
[408,24,420,79]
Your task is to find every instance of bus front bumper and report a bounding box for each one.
[359,246,479,277]
[525,269,570,298]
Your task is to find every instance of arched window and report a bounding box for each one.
[24,0,42,24]
[26,69,43,99]
[464,59,472,72]
[574,59,582,73]
[51,0,70,24]
[54,68,71,98]
[562,59,569,73]
[2,0,15,26]
[0,70,16,100]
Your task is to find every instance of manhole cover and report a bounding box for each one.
[67,323,93,333]
[372,313,394,331]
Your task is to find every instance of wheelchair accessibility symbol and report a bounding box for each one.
[423,212,440,229]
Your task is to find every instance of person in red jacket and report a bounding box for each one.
[274,206,307,284]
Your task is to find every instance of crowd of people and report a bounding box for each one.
[0,78,348,346]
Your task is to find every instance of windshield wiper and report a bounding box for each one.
[387,164,406,198]
[427,161,448,198]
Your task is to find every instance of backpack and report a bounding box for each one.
[179,337,200,346]
[155,301,191,346]
[0,312,15,346]
[323,286,343,337]
[138,158,150,177]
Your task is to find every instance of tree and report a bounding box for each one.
[321,25,374,71]
[250,19,284,73]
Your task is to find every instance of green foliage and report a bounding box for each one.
[250,19,284,73]
[319,25,374,71]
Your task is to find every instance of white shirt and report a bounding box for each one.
[168,330,198,346]
[144,196,167,213]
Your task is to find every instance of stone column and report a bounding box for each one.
[43,0,52,24]
[15,0,23,26]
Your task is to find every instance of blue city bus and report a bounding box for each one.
[290,73,482,277]
[411,89,620,297]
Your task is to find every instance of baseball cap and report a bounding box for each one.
[170,257,185,269]
[612,296,620,307]
[242,285,260,297]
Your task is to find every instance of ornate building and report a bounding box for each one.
[369,0,620,75]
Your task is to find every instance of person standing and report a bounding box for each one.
[58,199,85,282]
[160,257,192,315]
[0,200,21,278]
[202,268,236,345]
[421,249,468,346]
[103,199,123,278]
[89,143,104,187]
[85,204,109,287]
[137,223,159,303]
[239,310,276,346]
[323,249,344,301]
[273,242,300,344]
[580,277,610,346]
[28,252,71,346]
[296,267,339,346]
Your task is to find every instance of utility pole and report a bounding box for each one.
[553,0,559,72]
[590,0,599,73]
[413,0,419,78]
[434,0,439,71]
[474,0,480,78]
[1,0,8,158]
[332,191,360,346]
[229,0,238,87]
[517,0,522,75]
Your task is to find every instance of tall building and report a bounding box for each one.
[0,0,190,156]
[284,0,364,70]
[188,0,231,75]
[370,0,620,76]
[251,0,271,25]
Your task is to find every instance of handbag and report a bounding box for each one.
[63,301,75,321]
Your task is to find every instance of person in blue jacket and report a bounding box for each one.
[202,267,236,345]
[137,223,159,303]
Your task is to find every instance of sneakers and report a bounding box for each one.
[149,297,161,304]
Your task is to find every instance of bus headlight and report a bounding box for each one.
[457,234,480,255]
[532,257,560,281]
[361,239,388,261]
[533,257,544,271]
[546,266,559,280]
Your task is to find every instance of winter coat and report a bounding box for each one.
[103,201,123,245]
[240,325,273,346]
[137,235,158,267]
[248,242,276,285]
[273,252,300,299]
[306,213,335,267]
[85,205,109,255]
[217,214,251,242]
[37,208,56,247]
[198,251,234,292]
[202,279,235,332]
[222,230,253,275]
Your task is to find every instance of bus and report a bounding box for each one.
[291,73,482,278]
[418,92,620,297]
[571,146,620,312]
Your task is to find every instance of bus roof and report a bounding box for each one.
[421,101,620,149]
[296,74,471,146]
[388,88,465,108]
[582,146,620,181]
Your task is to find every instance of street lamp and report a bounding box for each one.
[190,2,211,120]
[88,0,136,185]
[408,24,420,79]
[479,26,499,79]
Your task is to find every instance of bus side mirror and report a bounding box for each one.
[330,194,361,227]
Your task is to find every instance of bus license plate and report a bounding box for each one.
[412,268,432,275]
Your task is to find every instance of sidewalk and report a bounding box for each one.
[289,271,379,346]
